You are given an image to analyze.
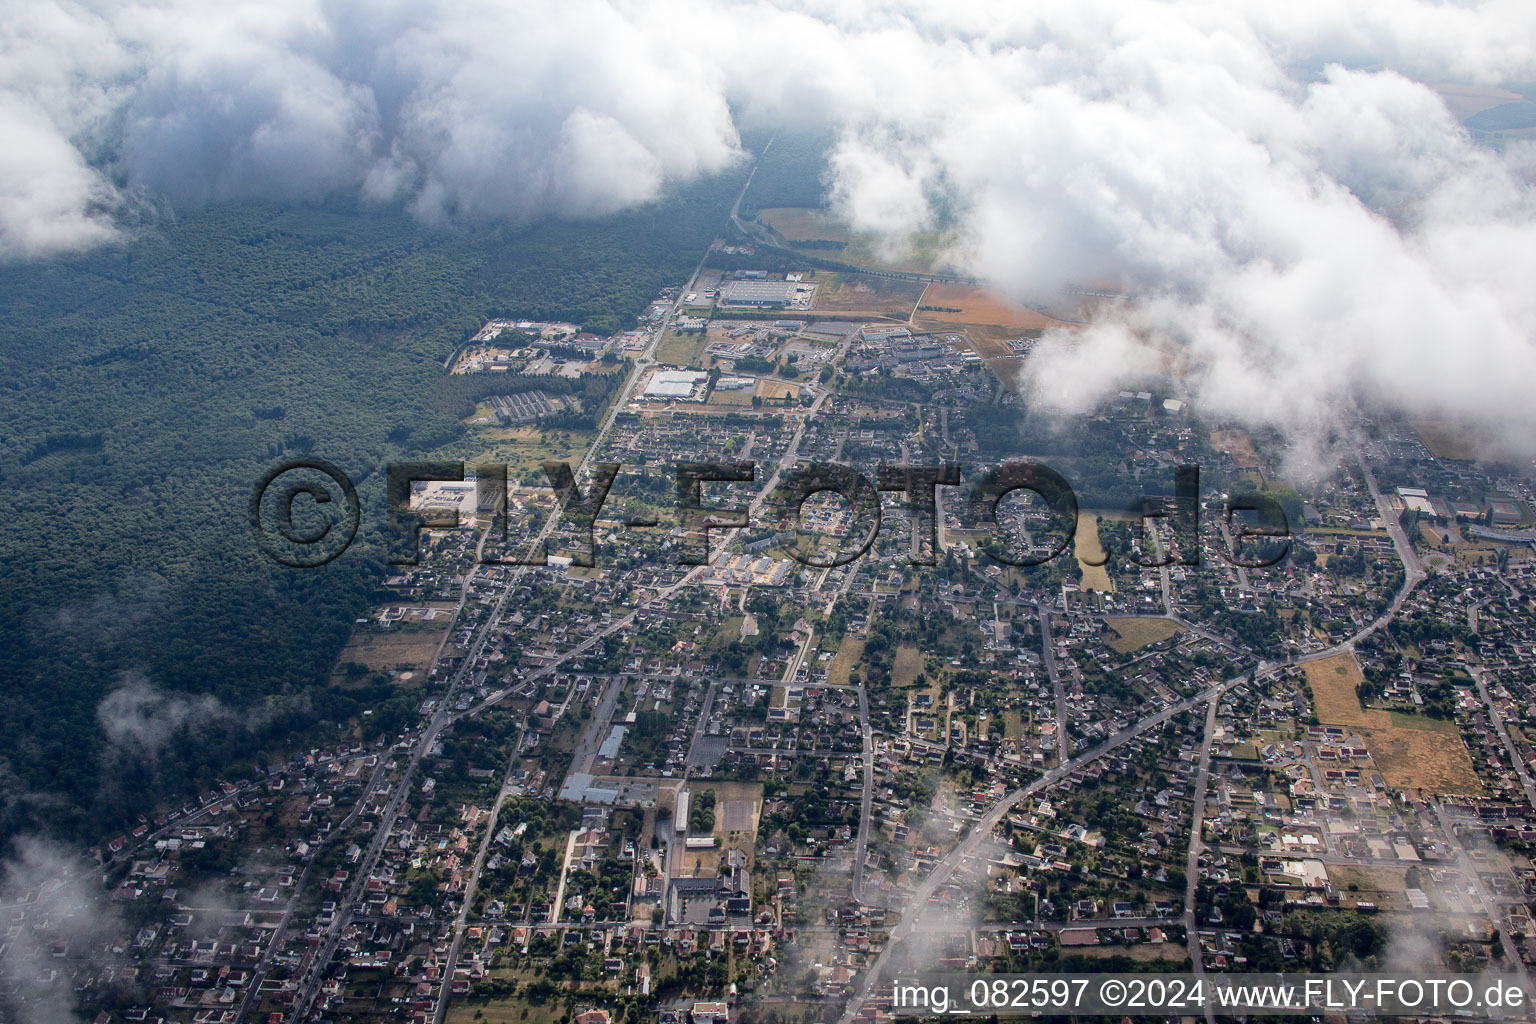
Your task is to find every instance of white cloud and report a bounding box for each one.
[4,0,1536,448]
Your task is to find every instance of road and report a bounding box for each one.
[1358,451,1425,580]
[1039,607,1068,763]
[432,149,776,1023]
[851,686,877,903]
[1430,799,1534,995]
[1183,697,1220,1024]
[1472,668,1536,807]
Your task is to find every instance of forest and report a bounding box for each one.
[0,166,749,844]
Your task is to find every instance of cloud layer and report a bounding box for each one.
[5,0,1536,449]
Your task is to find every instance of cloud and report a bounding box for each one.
[4,0,1536,450]
[0,837,124,1024]
[97,671,234,759]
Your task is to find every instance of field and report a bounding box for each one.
[706,383,756,406]
[1074,514,1114,592]
[1415,419,1487,461]
[1105,617,1183,654]
[1069,943,1185,963]
[1211,428,1262,469]
[655,330,709,367]
[1321,863,1415,911]
[756,379,800,401]
[828,637,866,685]
[460,424,592,481]
[812,272,926,315]
[893,645,925,687]
[1304,653,1481,795]
[758,207,951,274]
[913,283,1078,332]
[332,603,458,679]
[705,780,764,869]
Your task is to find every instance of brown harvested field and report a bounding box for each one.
[332,607,456,680]
[828,637,866,685]
[1212,428,1262,469]
[1306,653,1372,727]
[1305,653,1481,795]
[1106,616,1183,654]
[914,284,1078,332]
[812,272,925,314]
[756,378,800,401]
[892,644,925,687]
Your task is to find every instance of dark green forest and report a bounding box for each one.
[0,168,748,845]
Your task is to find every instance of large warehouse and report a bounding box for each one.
[718,280,799,307]
[642,369,709,400]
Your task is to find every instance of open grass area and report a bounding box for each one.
[812,272,926,315]
[758,207,952,274]
[332,602,458,680]
[1069,943,1186,963]
[463,425,592,481]
[756,379,800,401]
[1306,653,1372,726]
[1075,514,1113,593]
[828,637,865,685]
[892,644,925,687]
[1305,653,1482,795]
[705,384,755,406]
[1105,617,1183,654]
[655,331,709,368]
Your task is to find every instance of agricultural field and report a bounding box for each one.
[1304,653,1481,795]
[812,272,926,315]
[331,603,458,679]
[758,207,953,273]
[913,283,1077,332]
[1105,616,1183,654]
[1431,81,1528,120]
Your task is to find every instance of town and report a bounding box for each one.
[9,219,1536,1024]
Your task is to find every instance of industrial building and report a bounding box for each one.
[718,280,800,307]
[642,369,709,401]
